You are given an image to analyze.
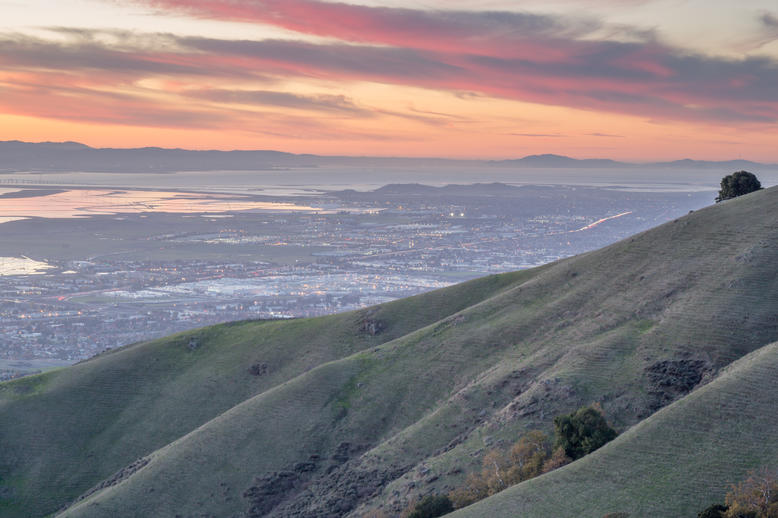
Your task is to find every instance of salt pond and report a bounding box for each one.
[0,256,55,276]
[0,188,354,220]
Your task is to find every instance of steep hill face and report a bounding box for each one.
[1,187,776,518]
[0,271,527,517]
[452,340,778,518]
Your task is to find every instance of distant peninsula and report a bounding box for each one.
[1,140,775,173]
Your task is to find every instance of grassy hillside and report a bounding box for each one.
[451,340,778,518]
[0,269,528,517]
[1,187,776,517]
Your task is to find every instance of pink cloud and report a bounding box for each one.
[175,36,778,123]
[0,81,231,128]
[138,0,590,61]
[2,13,778,130]
[121,1,778,123]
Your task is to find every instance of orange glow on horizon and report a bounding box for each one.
[2,1,777,162]
[2,92,776,163]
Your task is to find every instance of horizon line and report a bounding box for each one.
[3,139,775,166]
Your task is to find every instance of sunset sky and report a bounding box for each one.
[2,0,777,160]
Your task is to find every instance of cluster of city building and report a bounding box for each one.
[0,184,705,362]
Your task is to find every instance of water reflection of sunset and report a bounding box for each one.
[0,189,332,219]
[0,256,55,276]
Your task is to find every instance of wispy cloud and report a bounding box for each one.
[510,133,567,138]
[125,1,778,124]
[178,34,778,124]
[0,81,233,128]
[134,0,600,59]
[2,0,778,132]
[731,12,778,52]
[184,88,368,115]
[762,12,778,29]
[759,12,778,45]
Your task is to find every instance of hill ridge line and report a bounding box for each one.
[1,186,775,518]
[451,340,778,517]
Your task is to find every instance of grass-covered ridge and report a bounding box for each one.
[0,187,776,517]
[451,340,778,518]
[0,270,530,517]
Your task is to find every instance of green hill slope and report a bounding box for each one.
[0,270,528,517]
[1,187,776,518]
[451,340,778,518]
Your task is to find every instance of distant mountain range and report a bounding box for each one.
[1,141,775,173]
[491,153,775,170]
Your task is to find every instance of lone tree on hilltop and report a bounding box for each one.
[716,171,762,202]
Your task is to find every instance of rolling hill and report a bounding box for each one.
[0,186,776,518]
[451,339,778,517]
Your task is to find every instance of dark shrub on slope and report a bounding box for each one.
[408,494,454,518]
[553,405,617,460]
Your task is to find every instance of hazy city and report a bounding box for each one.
[0,174,719,374]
